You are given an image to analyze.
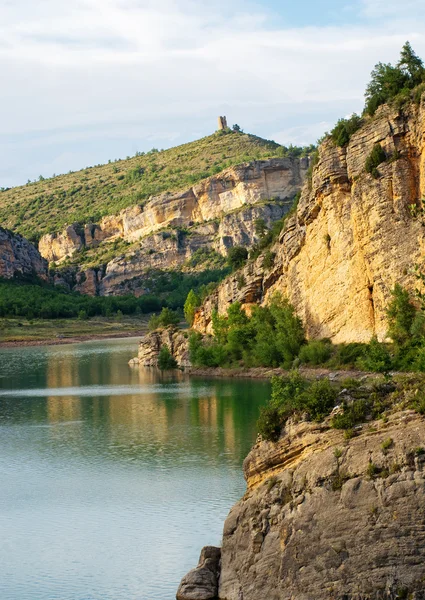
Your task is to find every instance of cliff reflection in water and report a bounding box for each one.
[0,339,270,600]
[0,339,269,466]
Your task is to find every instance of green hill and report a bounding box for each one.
[0,131,310,243]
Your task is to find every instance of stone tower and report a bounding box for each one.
[217,116,228,130]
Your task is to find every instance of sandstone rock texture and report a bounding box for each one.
[38,157,307,266]
[176,546,221,600]
[137,326,190,367]
[99,203,286,296]
[194,101,425,343]
[0,227,47,279]
[198,410,425,600]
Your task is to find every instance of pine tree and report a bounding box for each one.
[398,41,425,87]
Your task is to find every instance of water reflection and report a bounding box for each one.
[0,339,270,600]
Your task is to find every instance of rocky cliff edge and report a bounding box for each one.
[194,100,425,344]
[178,398,425,600]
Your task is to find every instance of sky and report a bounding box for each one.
[1,0,425,187]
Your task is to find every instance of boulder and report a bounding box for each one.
[176,546,221,600]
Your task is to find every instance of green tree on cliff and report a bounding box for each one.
[398,41,425,87]
[184,289,201,326]
[227,246,248,271]
[365,42,425,115]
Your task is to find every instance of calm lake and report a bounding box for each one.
[0,338,270,600]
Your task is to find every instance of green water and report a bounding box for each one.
[0,338,270,600]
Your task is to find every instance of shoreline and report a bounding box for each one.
[185,365,375,381]
[0,330,146,348]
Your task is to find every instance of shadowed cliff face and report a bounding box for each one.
[0,227,47,280]
[217,411,425,600]
[194,100,425,343]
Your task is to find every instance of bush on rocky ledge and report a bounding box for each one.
[257,372,425,443]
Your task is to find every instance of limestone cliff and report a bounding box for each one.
[217,409,425,600]
[0,227,47,280]
[39,157,308,264]
[38,158,308,296]
[178,402,425,600]
[194,100,425,343]
[99,203,287,296]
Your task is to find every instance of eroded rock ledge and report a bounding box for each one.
[178,409,425,600]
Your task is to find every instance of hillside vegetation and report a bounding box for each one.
[0,130,310,243]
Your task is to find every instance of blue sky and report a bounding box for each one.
[1,0,425,188]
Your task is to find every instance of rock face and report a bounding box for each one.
[137,327,190,367]
[194,100,425,343]
[180,409,425,600]
[38,157,308,266]
[176,546,221,600]
[0,227,48,279]
[99,203,286,296]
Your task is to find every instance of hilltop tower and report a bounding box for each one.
[217,116,228,130]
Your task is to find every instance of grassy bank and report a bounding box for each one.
[0,315,150,345]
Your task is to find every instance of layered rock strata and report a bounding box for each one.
[179,409,425,600]
[98,202,287,296]
[194,100,425,343]
[39,158,308,264]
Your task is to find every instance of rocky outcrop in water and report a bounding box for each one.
[0,227,47,280]
[135,327,191,367]
[178,405,425,599]
[194,99,425,344]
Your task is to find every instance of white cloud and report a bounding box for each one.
[1,0,425,187]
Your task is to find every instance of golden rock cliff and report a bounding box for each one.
[194,101,425,343]
[38,157,308,264]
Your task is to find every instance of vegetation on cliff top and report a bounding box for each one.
[365,41,425,116]
[0,130,312,242]
[257,371,425,442]
[329,42,425,150]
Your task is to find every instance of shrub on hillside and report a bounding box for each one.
[386,284,417,346]
[365,143,386,177]
[299,340,333,366]
[184,289,201,326]
[148,307,180,331]
[333,342,368,367]
[358,337,392,373]
[227,246,248,271]
[257,373,337,441]
[330,114,362,147]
